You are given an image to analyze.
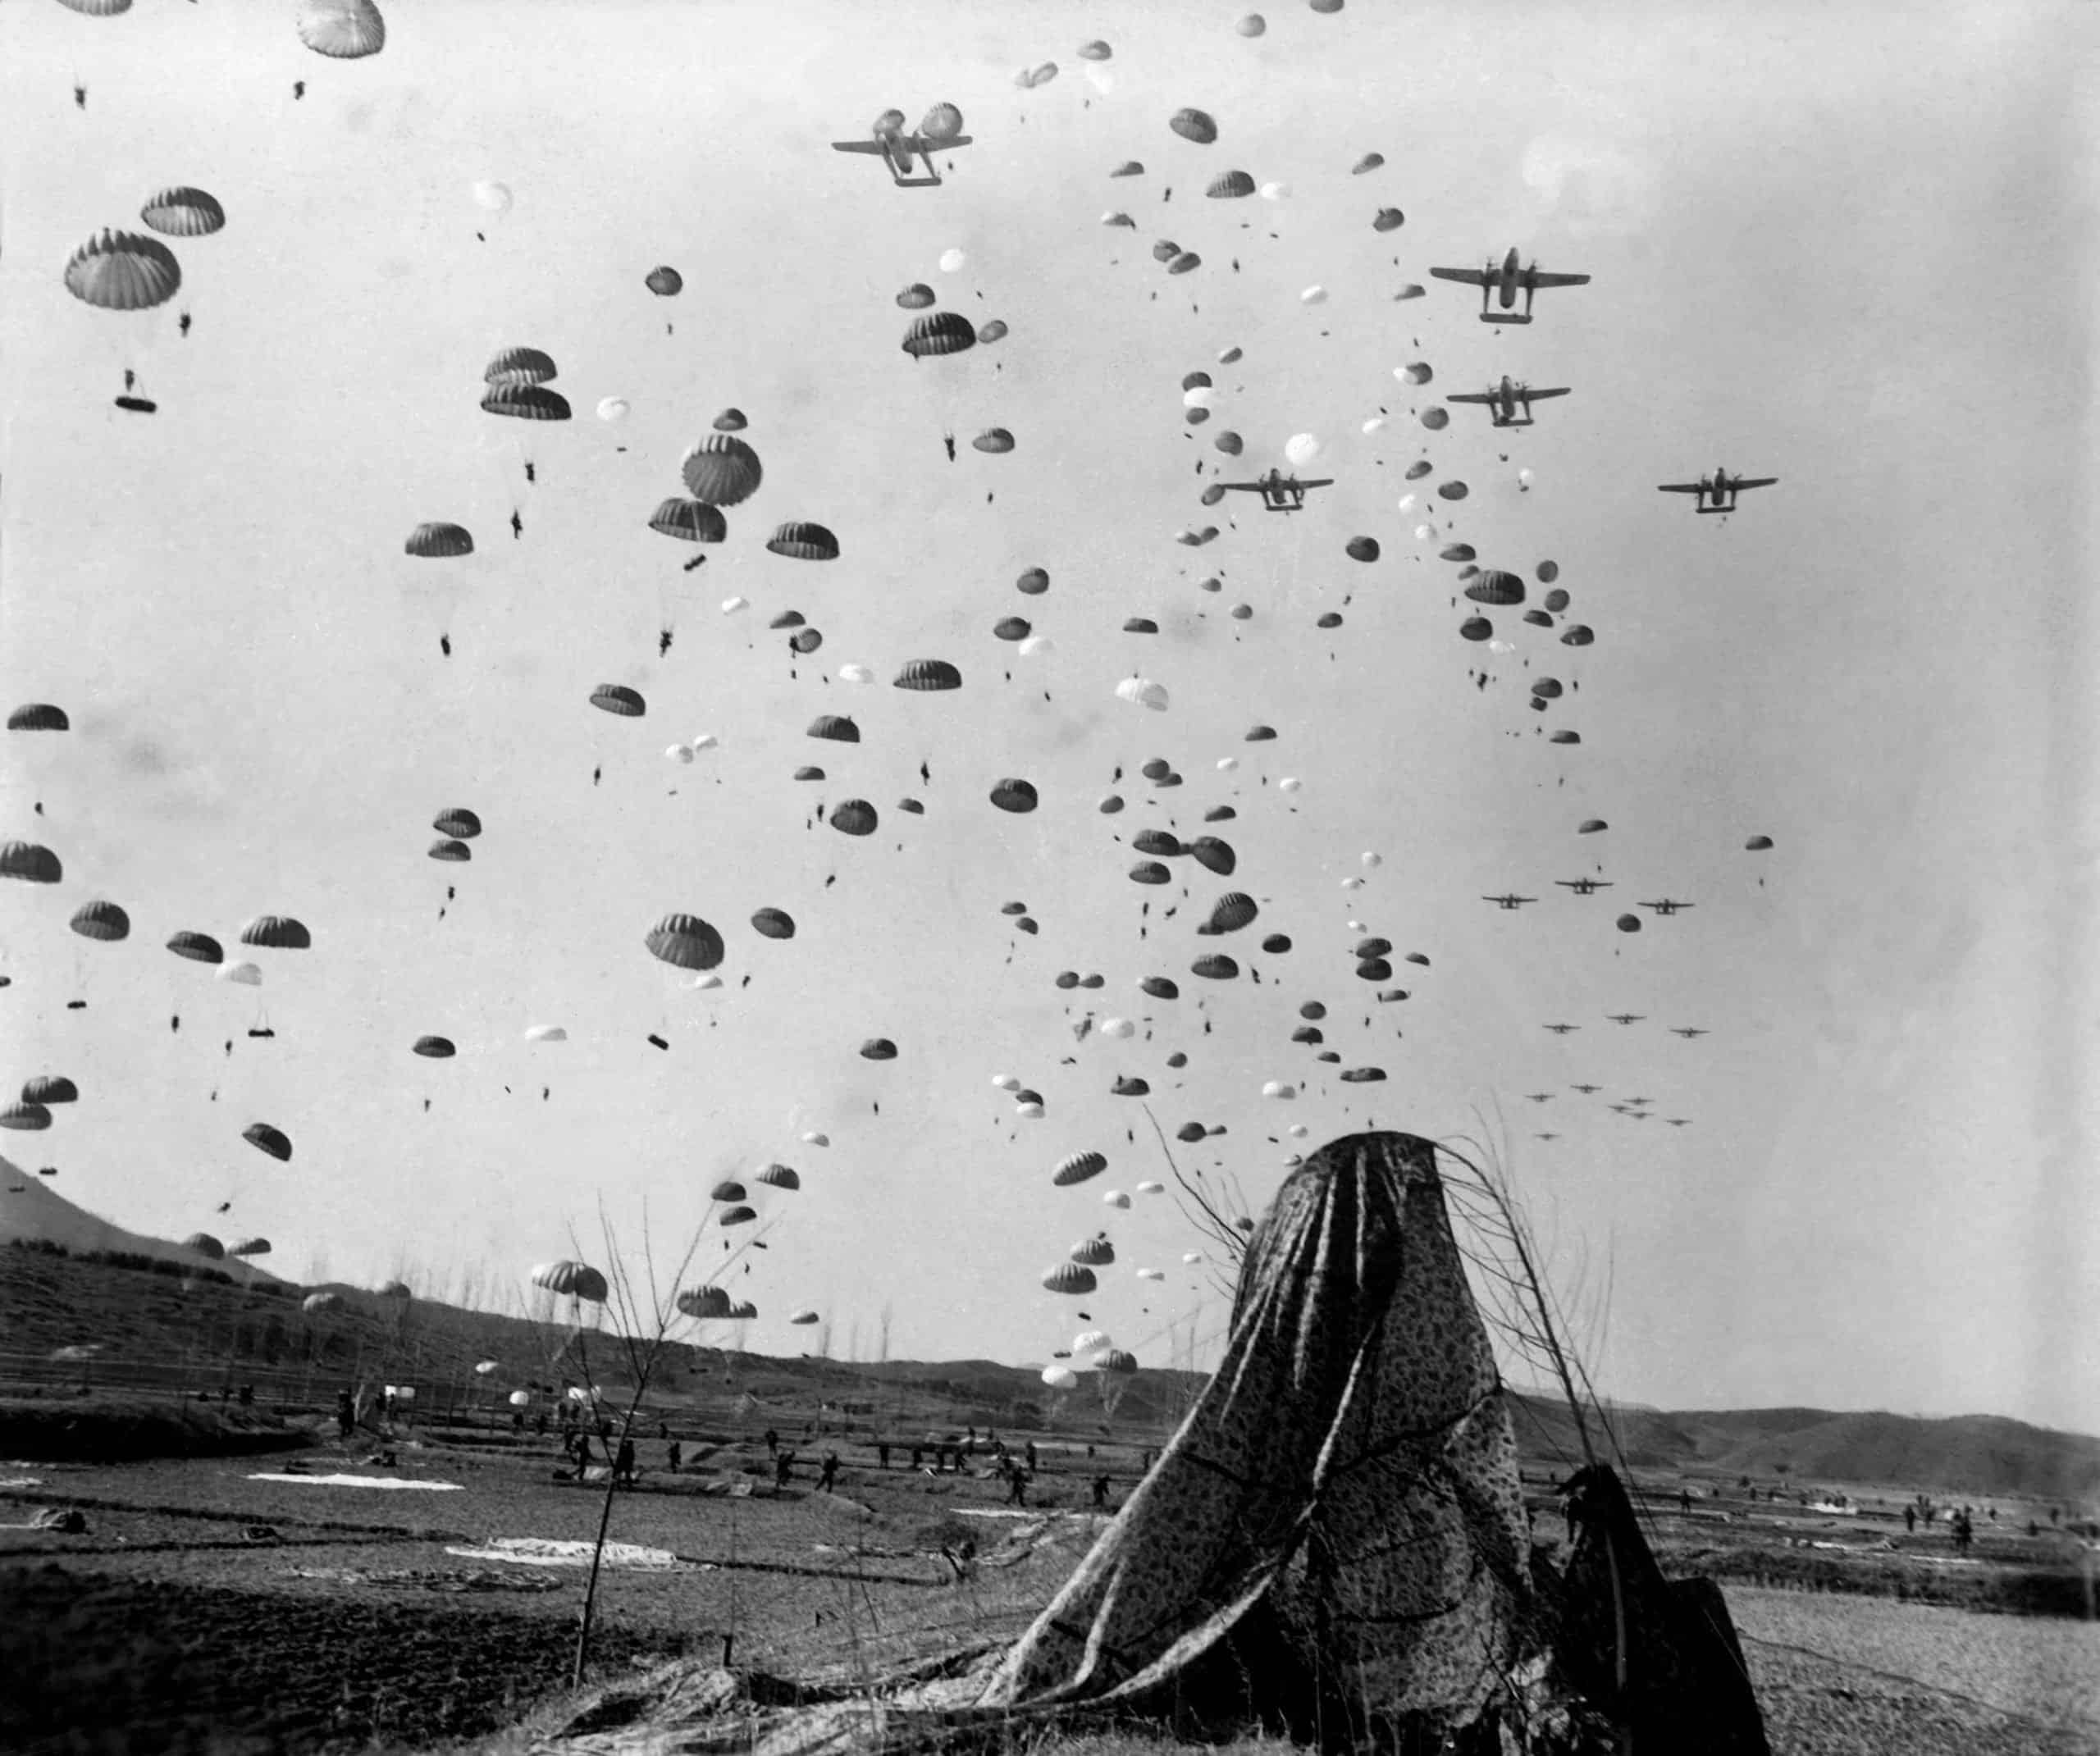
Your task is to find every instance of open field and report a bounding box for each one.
[5,1399,2099,1756]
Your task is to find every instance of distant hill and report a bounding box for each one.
[0,1167,281,1281]
[5,1161,2097,1499]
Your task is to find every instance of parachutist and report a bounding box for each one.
[293,81,305,100]
[217,1202,231,1214]
[422,1099,431,1111]
[510,509,523,540]
[225,1041,233,1056]
[659,629,673,657]
[943,432,956,462]
[682,554,706,572]
[592,766,602,786]
[446,886,455,901]
[440,635,451,656]
[920,760,930,784]
[33,803,42,817]
[178,313,192,338]
[741,974,751,988]
[124,369,136,393]
[524,462,536,483]
[824,873,836,887]
[74,84,87,110]
[542,1087,550,1100]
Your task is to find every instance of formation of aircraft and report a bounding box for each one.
[1656,468,1778,514]
[1554,878,1613,895]
[1214,469,1334,512]
[1483,892,1537,910]
[1429,247,1591,324]
[832,107,973,188]
[1639,898,1695,916]
[1445,375,1571,427]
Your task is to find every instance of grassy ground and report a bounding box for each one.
[5,1412,2098,1754]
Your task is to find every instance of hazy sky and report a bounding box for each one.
[4,0,2096,1430]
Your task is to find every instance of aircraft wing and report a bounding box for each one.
[1297,478,1334,489]
[1656,483,1705,494]
[1445,393,1495,405]
[1529,271,1591,288]
[1527,387,1571,400]
[1428,266,1489,286]
[1733,477,1778,490]
[1214,482,1264,493]
[938,135,974,148]
[832,140,888,153]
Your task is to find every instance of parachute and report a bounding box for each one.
[973,429,1016,454]
[751,907,796,940]
[1189,837,1236,877]
[806,714,860,744]
[711,1181,747,1204]
[790,1310,820,1326]
[1192,954,1239,980]
[232,1238,272,1258]
[714,408,748,432]
[649,499,727,544]
[412,1036,455,1058]
[139,187,225,239]
[645,914,725,970]
[70,901,130,942]
[405,522,473,558]
[830,800,879,836]
[1071,1236,1116,1266]
[1043,1262,1098,1295]
[65,230,180,311]
[990,778,1039,813]
[590,684,646,717]
[303,1293,341,1315]
[752,1163,801,1190]
[428,839,470,862]
[485,347,557,387]
[1617,914,1641,933]
[766,522,840,561]
[1206,892,1258,933]
[1043,1366,1080,1391]
[1578,820,1609,835]
[902,312,976,358]
[0,1103,52,1130]
[1559,626,1594,647]
[217,960,262,987]
[645,266,684,297]
[860,1038,897,1060]
[1746,835,1775,851]
[1345,536,1381,563]
[1208,171,1255,199]
[1169,108,1219,145]
[296,0,386,58]
[894,659,963,691]
[480,385,571,422]
[433,809,482,840]
[1237,14,1267,34]
[531,1260,608,1303]
[897,283,936,311]
[185,1233,226,1260]
[21,1076,76,1106]
[1463,572,1526,607]
[243,1123,292,1161]
[1116,677,1170,711]
[1111,161,1144,178]
[7,704,69,732]
[1053,1151,1107,1187]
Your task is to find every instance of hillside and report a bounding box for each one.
[4,1172,2097,1498]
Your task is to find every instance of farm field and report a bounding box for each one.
[6,1409,2098,1756]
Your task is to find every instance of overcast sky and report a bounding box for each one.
[4,0,2096,1432]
